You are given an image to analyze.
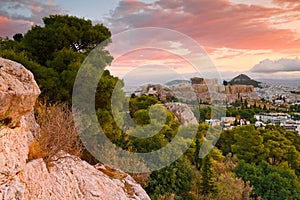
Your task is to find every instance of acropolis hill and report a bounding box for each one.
[137,77,259,104]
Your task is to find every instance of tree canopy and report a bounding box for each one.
[0,15,113,103]
[22,15,111,65]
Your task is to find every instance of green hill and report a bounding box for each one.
[229,74,260,87]
[228,74,260,87]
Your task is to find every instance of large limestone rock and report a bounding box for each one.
[0,58,39,186]
[15,154,149,200]
[0,58,40,124]
[0,154,150,200]
[0,58,150,200]
[0,117,29,185]
[0,176,25,199]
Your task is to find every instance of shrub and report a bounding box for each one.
[0,109,13,128]
[28,101,82,164]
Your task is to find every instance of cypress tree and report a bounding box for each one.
[200,155,218,195]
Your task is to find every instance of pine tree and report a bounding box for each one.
[199,155,218,195]
[194,138,202,170]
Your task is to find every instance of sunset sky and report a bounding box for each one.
[0,0,300,81]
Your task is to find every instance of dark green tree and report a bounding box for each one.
[216,129,236,156]
[13,33,23,42]
[22,15,111,65]
[145,156,195,199]
[199,155,218,196]
[194,138,202,169]
[263,130,292,165]
[231,125,267,164]
[1,15,113,104]
[235,161,300,200]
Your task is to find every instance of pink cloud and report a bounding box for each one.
[0,16,32,37]
[272,0,300,8]
[0,0,63,38]
[111,49,190,68]
[108,0,300,52]
[111,0,150,18]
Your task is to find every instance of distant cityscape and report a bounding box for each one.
[129,74,300,134]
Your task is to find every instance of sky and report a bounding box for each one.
[0,0,300,82]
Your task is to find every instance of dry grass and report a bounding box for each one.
[130,173,150,188]
[97,165,128,181]
[28,101,82,164]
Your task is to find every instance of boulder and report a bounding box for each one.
[0,58,40,124]
[16,154,150,200]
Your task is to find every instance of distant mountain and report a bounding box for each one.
[229,74,260,87]
[165,79,190,86]
[257,79,300,87]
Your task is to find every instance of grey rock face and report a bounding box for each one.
[164,103,198,126]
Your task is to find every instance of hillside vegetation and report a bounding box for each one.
[229,74,261,87]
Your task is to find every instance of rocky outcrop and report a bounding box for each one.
[191,77,218,85]
[0,154,150,200]
[13,154,149,200]
[0,58,39,186]
[138,84,176,102]
[0,58,150,200]
[225,85,254,94]
[137,79,258,104]
[0,58,40,125]
[164,103,198,126]
[225,85,258,103]
[169,84,258,104]
[0,117,29,186]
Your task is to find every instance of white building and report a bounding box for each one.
[240,119,250,126]
[254,113,291,124]
[205,119,221,126]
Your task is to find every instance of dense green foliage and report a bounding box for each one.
[216,125,300,199]
[0,15,112,103]
[199,155,217,195]
[146,156,195,199]
[235,161,300,200]
[22,15,111,65]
